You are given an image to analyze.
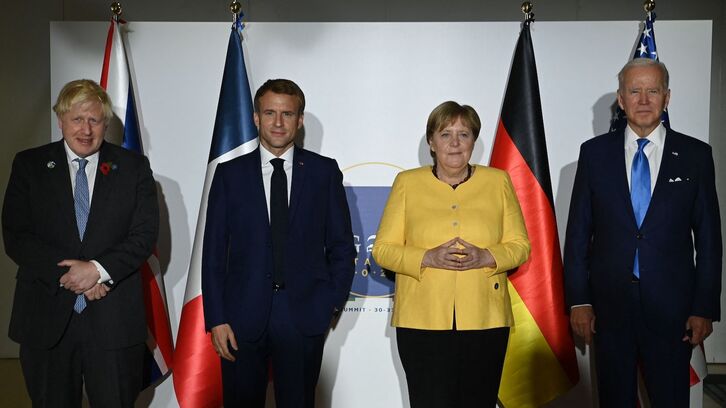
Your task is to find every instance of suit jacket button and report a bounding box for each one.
[494,283,499,290]
[636,233,643,239]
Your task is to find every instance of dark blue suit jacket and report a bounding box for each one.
[564,128,722,335]
[201,147,355,340]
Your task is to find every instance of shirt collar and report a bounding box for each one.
[624,123,666,149]
[63,140,100,166]
[260,144,294,165]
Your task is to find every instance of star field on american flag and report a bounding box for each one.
[636,13,658,59]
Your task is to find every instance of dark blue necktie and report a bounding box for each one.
[73,158,89,313]
[631,139,651,279]
[270,158,288,287]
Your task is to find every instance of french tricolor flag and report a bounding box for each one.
[100,17,174,386]
[173,15,258,407]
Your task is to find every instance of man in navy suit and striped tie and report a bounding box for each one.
[564,58,722,407]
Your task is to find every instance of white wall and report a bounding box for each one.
[49,21,714,407]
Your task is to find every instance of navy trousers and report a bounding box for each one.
[594,282,693,407]
[221,290,326,408]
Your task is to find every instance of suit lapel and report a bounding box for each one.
[642,130,678,228]
[48,142,79,241]
[84,142,115,243]
[288,147,306,225]
[607,131,637,225]
[248,149,270,225]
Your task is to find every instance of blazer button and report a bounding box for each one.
[636,233,643,239]
[494,283,499,290]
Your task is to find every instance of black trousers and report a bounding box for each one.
[396,326,510,408]
[594,282,692,407]
[221,290,326,408]
[19,312,145,408]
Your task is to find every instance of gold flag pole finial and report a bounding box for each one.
[230,1,242,17]
[521,1,534,23]
[643,0,655,12]
[110,2,122,17]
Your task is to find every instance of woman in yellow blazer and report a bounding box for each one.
[372,101,530,408]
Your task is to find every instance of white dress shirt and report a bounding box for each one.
[63,141,112,284]
[260,144,294,222]
[624,123,665,194]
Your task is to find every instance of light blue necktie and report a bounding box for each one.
[631,139,651,279]
[73,158,89,313]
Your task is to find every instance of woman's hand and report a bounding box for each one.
[456,238,496,269]
[421,238,496,271]
[422,238,466,270]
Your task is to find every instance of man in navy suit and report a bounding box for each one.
[202,78,355,407]
[564,58,722,406]
[3,79,159,407]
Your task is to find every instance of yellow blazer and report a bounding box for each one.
[372,165,530,330]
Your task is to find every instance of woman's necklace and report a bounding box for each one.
[432,164,472,189]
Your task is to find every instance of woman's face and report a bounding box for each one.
[429,117,475,173]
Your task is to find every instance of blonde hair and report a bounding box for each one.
[52,79,113,123]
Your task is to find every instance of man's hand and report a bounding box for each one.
[84,283,110,301]
[211,324,238,362]
[684,316,713,345]
[58,260,100,294]
[570,306,596,345]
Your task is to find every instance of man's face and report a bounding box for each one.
[617,65,670,137]
[58,100,107,158]
[254,91,304,156]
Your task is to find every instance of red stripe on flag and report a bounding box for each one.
[140,260,174,368]
[99,19,114,90]
[173,296,222,408]
[689,365,699,386]
[491,121,579,383]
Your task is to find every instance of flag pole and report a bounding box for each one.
[110,2,122,22]
[230,0,241,20]
[644,0,655,13]
[521,1,534,23]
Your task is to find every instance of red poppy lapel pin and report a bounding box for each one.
[99,161,118,176]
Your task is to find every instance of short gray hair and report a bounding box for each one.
[617,58,670,91]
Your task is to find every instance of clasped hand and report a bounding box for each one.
[58,259,108,301]
[422,237,496,271]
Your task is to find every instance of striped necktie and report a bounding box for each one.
[73,158,89,313]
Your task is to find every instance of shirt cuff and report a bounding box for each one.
[571,304,592,309]
[90,260,114,285]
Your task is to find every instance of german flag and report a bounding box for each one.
[490,20,580,407]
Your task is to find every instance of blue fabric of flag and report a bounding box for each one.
[208,17,258,163]
[122,87,143,152]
